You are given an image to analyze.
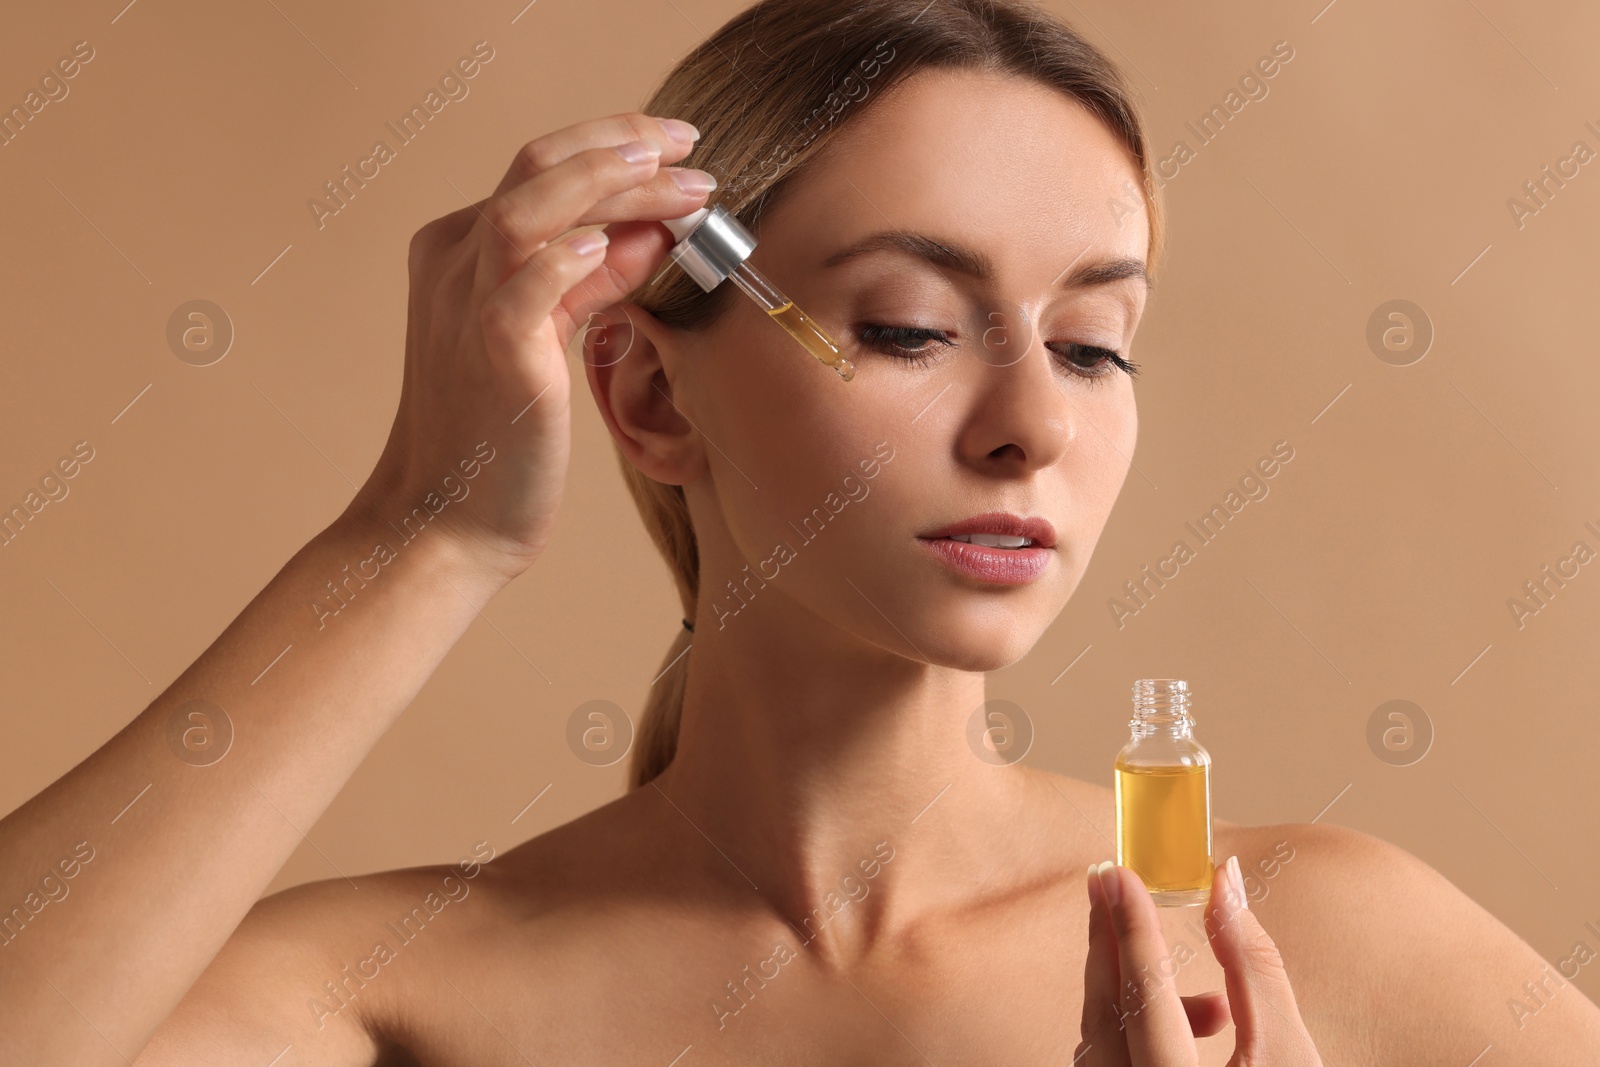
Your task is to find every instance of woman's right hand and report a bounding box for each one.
[347,112,716,585]
[1076,857,1325,1066]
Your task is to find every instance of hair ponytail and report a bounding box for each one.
[618,459,698,790]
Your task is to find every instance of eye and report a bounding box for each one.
[1049,342,1142,385]
[854,322,1141,384]
[853,323,954,368]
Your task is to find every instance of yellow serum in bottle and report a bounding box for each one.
[1114,678,1214,906]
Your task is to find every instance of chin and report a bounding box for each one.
[899,604,1051,672]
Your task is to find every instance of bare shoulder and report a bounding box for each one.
[137,843,501,1066]
[1218,821,1600,1064]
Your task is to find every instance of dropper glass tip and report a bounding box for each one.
[724,259,854,383]
[763,298,854,383]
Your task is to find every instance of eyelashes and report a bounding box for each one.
[852,323,1141,384]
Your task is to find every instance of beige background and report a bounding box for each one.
[3,0,1597,1003]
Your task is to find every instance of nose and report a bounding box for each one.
[955,324,1075,474]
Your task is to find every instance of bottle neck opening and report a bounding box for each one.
[1130,678,1193,735]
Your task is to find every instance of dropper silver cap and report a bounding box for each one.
[663,205,757,292]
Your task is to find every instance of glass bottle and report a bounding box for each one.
[1114,678,1214,907]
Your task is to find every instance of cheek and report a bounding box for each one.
[753,398,895,542]
[1092,388,1138,463]
[1065,391,1137,534]
[697,317,891,550]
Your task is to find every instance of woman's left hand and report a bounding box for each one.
[1075,856,1324,1066]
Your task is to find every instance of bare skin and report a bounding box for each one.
[3,71,1598,1067]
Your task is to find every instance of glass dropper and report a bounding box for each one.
[662,205,856,382]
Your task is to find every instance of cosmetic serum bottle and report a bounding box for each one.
[1114,678,1215,907]
[662,205,856,381]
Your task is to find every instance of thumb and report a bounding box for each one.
[1205,855,1319,1064]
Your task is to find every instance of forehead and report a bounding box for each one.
[766,68,1149,272]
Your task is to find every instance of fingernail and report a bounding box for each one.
[568,230,608,256]
[615,138,661,164]
[657,117,700,143]
[669,168,718,195]
[1227,854,1248,910]
[1085,862,1100,906]
[1096,860,1121,907]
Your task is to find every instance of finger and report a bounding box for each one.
[1077,862,1132,1067]
[476,117,706,266]
[418,108,700,260]
[472,140,686,292]
[478,228,611,384]
[555,219,676,334]
[490,112,699,198]
[578,165,719,226]
[1099,862,1196,1064]
[415,198,491,256]
[483,130,708,251]
[1179,991,1230,1039]
[1204,855,1317,1061]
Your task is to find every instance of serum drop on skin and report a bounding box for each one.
[1114,678,1214,907]
[662,205,857,381]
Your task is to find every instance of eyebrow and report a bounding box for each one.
[820,230,1152,292]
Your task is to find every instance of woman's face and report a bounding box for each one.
[648,68,1149,670]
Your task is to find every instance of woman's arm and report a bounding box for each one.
[0,111,712,1067]
[0,501,507,1066]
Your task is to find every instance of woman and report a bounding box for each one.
[4,0,1598,1063]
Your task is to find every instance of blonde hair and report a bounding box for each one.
[618,0,1167,789]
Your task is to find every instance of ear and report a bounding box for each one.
[580,301,706,487]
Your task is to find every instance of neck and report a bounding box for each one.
[652,594,1035,966]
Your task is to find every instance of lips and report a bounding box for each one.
[918,512,1057,549]
[916,512,1056,585]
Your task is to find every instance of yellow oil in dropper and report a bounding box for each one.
[663,204,856,382]
[737,281,856,383]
